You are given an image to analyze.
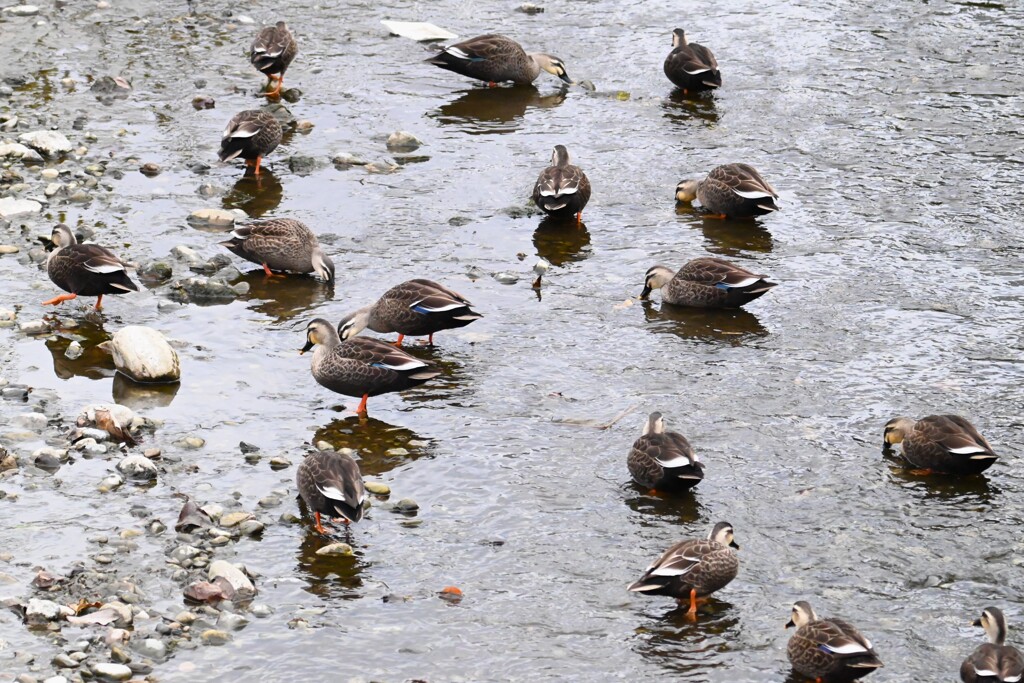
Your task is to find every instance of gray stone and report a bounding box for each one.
[109,326,181,383]
[1,5,40,15]
[25,598,66,625]
[200,629,231,646]
[19,319,50,335]
[52,653,77,668]
[19,131,72,157]
[0,142,35,158]
[90,663,132,681]
[133,638,166,660]
[331,153,368,166]
[116,455,158,480]
[315,542,353,557]
[186,208,236,227]
[216,612,249,631]
[64,341,84,360]
[207,560,255,597]
[12,412,47,430]
[287,155,319,175]
[90,76,132,98]
[138,260,173,281]
[0,197,42,218]
[170,276,240,303]
[386,131,423,151]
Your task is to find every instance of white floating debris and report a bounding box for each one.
[381,20,457,42]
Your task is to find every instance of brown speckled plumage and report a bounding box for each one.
[961,607,1024,683]
[627,522,739,605]
[250,21,297,80]
[786,601,883,682]
[427,34,572,86]
[884,415,998,475]
[337,279,482,344]
[676,163,779,218]
[218,110,282,167]
[532,145,591,219]
[641,258,777,309]
[627,412,703,492]
[296,449,365,525]
[44,224,138,309]
[663,29,721,92]
[220,219,334,281]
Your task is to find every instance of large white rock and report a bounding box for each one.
[0,142,35,158]
[116,455,158,480]
[109,326,181,384]
[0,197,42,218]
[19,130,72,157]
[208,560,255,598]
[381,20,456,42]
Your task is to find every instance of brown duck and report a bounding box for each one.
[250,21,297,97]
[627,412,704,493]
[532,144,591,223]
[676,163,779,219]
[883,414,998,475]
[296,449,365,535]
[218,110,282,176]
[663,28,721,93]
[641,258,777,309]
[43,224,138,310]
[786,601,883,682]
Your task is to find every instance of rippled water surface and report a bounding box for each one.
[2,0,1023,680]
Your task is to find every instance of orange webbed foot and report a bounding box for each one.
[42,293,78,306]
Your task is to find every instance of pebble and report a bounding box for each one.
[187,208,236,227]
[2,5,41,16]
[287,155,319,175]
[19,319,50,335]
[19,130,72,157]
[295,119,314,132]
[90,663,132,680]
[0,143,35,158]
[219,511,253,528]
[68,190,92,203]
[109,326,181,383]
[44,677,69,683]
[216,612,249,631]
[208,560,255,598]
[40,168,59,179]
[64,341,84,360]
[257,495,280,508]
[139,162,160,177]
[133,638,166,660]
[178,436,205,449]
[97,474,124,493]
[238,519,265,536]
[269,456,291,470]
[385,447,409,457]
[393,498,419,514]
[364,481,390,495]
[12,412,47,430]
[331,153,367,167]
[250,603,273,618]
[26,598,67,625]
[0,245,19,254]
[52,654,78,668]
[144,447,161,459]
[192,95,215,110]
[386,131,423,151]
[315,543,353,557]
[138,260,173,281]
[116,455,158,480]
[0,197,42,218]
[201,629,231,646]
[44,183,61,197]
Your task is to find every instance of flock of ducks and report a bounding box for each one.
[30,20,1020,683]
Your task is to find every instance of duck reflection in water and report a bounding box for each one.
[662,89,719,127]
[313,416,434,479]
[233,269,333,323]
[632,606,740,677]
[533,215,592,267]
[294,495,368,601]
[222,168,283,218]
[677,205,774,257]
[623,481,703,524]
[431,86,567,134]
[641,300,768,345]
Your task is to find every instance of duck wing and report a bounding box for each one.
[921,415,996,458]
[679,257,770,290]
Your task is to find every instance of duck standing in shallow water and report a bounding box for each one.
[676,163,779,219]
[427,34,572,86]
[43,224,139,311]
[250,21,297,97]
[337,279,482,347]
[532,144,591,224]
[627,412,704,493]
[220,219,334,281]
[641,258,777,309]
[786,601,883,682]
[301,319,441,415]
[961,607,1024,683]
[883,414,998,475]
[296,449,365,535]
[663,28,721,93]
[218,110,282,176]
[627,521,739,618]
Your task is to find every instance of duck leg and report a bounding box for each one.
[266,75,284,97]
[253,156,263,176]
[355,394,369,415]
[94,295,104,310]
[262,263,285,278]
[42,293,78,306]
[313,512,327,535]
[427,333,434,345]
[392,334,405,348]
[703,213,728,220]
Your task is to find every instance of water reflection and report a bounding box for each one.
[624,483,703,524]
[633,605,739,678]
[676,208,774,256]
[45,333,115,381]
[233,270,333,323]
[533,217,592,266]
[222,169,283,218]
[641,301,768,344]
[294,496,369,600]
[313,417,433,478]
[112,373,180,410]
[662,90,718,127]
[430,86,567,134]
[884,457,996,504]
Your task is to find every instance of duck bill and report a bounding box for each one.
[784,619,794,629]
[640,285,652,299]
[559,71,574,85]
[972,618,982,627]
[730,540,740,550]
[299,340,314,355]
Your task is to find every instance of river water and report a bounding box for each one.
[1,0,1023,680]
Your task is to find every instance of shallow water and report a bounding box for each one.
[1,0,1023,681]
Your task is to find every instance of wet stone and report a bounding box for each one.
[64,340,83,359]
[201,629,231,646]
[269,456,291,470]
[219,511,253,528]
[238,519,265,536]
[90,662,132,680]
[216,612,249,631]
[52,654,78,668]
[187,208,236,227]
[192,96,215,110]
[393,498,419,514]
[386,131,422,151]
[116,455,158,480]
[133,638,166,660]
[287,155,319,175]
[364,481,390,495]
[315,542,353,557]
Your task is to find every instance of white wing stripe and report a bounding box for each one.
[948,445,987,454]
[316,484,346,501]
[732,188,775,199]
[84,263,126,274]
[822,643,869,655]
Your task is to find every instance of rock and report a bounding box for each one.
[90,76,132,99]
[365,160,399,174]
[0,245,19,254]
[19,319,50,335]
[192,96,215,110]
[517,2,545,13]
[186,208,236,227]
[139,162,160,177]
[287,155,319,175]
[386,131,422,151]
[64,341,84,360]
[2,5,40,16]
[295,119,314,133]
[97,474,124,492]
[201,629,231,646]
[109,326,180,383]
[364,481,390,495]
[138,260,173,282]
[392,498,419,514]
[170,276,241,303]
[12,412,47,430]
[315,542,353,557]
[216,612,249,631]
[268,456,291,470]
[25,598,67,626]
[116,455,158,480]
[90,662,132,681]
[45,677,69,683]
[219,511,253,528]
[380,20,456,42]
[331,153,368,167]
[133,638,166,660]
[40,168,58,179]
[0,142,35,158]
[207,561,255,598]
[237,519,265,536]
[170,245,202,264]
[492,271,519,285]
[0,197,42,218]
[251,604,273,618]
[19,131,72,158]
[177,436,205,449]
[68,190,92,203]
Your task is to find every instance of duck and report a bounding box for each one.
[427,34,572,86]
[675,163,779,219]
[219,218,334,281]
[337,278,482,347]
[218,110,282,176]
[627,412,704,493]
[301,319,441,414]
[641,258,777,309]
[296,449,365,535]
[663,28,721,93]
[531,144,591,223]
[786,601,883,682]
[882,415,998,475]
[627,521,739,617]
[42,224,139,311]
[961,607,1024,683]
[250,21,297,97]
